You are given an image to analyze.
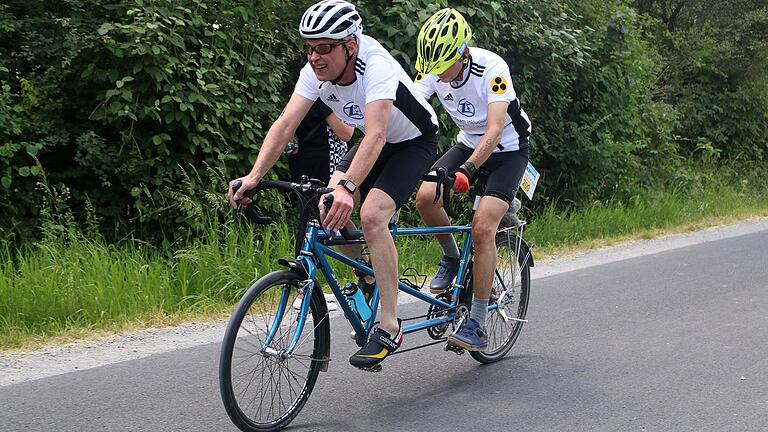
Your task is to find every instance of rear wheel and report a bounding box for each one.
[470,231,531,364]
[219,270,329,431]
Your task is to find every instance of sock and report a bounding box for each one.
[470,298,489,327]
[438,236,460,259]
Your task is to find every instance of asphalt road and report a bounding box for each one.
[2,227,767,432]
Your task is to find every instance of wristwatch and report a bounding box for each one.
[462,161,477,178]
[337,179,357,194]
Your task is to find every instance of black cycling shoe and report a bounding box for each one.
[349,320,403,370]
[429,255,460,294]
[447,318,488,351]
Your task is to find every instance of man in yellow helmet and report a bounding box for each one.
[413,8,531,350]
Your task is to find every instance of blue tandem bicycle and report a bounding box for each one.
[219,170,534,431]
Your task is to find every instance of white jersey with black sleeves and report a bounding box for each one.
[294,35,438,144]
[414,47,531,152]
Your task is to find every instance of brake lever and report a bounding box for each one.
[435,168,459,219]
[231,179,243,223]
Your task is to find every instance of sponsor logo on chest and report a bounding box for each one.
[343,101,364,120]
[457,98,475,117]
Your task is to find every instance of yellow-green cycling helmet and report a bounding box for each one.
[415,8,473,75]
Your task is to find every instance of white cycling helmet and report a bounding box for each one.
[299,0,363,40]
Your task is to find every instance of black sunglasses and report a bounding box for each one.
[305,41,346,56]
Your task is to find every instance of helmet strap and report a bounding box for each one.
[330,37,356,85]
[449,53,470,83]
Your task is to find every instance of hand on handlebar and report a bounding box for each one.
[452,166,472,193]
[320,187,354,232]
[228,174,260,208]
[428,167,462,219]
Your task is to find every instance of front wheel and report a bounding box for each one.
[470,231,532,364]
[219,270,330,432]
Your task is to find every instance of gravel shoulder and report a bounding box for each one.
[2,217,767,388]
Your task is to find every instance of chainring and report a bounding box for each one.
[426,291,452,339]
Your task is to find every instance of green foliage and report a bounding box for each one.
[0,0,304,241]
[497,0,675,201]
[635,0,768,161]
[0,77,47,240]
[85,0,307,237]
[1,0,767,241]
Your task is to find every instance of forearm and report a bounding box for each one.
[466,101,508,169]
[326,113,355,142]
[249,118,294,179]
[466,128,503,168]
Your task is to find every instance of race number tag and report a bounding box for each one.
[519,162,540,200]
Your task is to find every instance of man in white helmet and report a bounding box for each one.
[228,0,439,369]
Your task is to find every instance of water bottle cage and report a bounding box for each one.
[399,267,427,291]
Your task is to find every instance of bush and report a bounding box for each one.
[1,0,306,242]
[636,1,768,162]
[2,0,764,241]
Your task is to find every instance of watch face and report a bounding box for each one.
[339,179,356,193]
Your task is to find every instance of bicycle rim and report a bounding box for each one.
[220,271,328,431]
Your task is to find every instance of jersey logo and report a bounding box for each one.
[490,76,508,95]
[343,101,364,120]
[443,93,454,102]
[327,94,340,102]
[457,98,475,117]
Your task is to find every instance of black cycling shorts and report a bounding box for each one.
[432,143,529,205]
[336,133,437,209]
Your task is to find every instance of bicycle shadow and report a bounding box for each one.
[289,347,606,432]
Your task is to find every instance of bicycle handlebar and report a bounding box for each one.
[232,169,460,235]
[231,178,360,240]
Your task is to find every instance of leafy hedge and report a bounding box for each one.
[1,0,767,242]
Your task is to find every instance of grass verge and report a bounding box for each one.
[2,165,767,352]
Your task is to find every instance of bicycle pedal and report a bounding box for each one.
[355,364,382,373]
[444,344,465,355]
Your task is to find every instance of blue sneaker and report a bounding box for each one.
[447,318,488,351]
[429,256,460,293]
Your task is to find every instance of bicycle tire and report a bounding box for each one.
[219,270,330,432]
[469,231,531,364]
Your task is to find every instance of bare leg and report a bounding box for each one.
[470,196,510,301]
[359,188,399,335]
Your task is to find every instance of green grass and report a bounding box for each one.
[1,166,767,351]
[525,169,768,256]
[0,223,294,349]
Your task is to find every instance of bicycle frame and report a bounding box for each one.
[262,222,479,356]
[243,177,531,359]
